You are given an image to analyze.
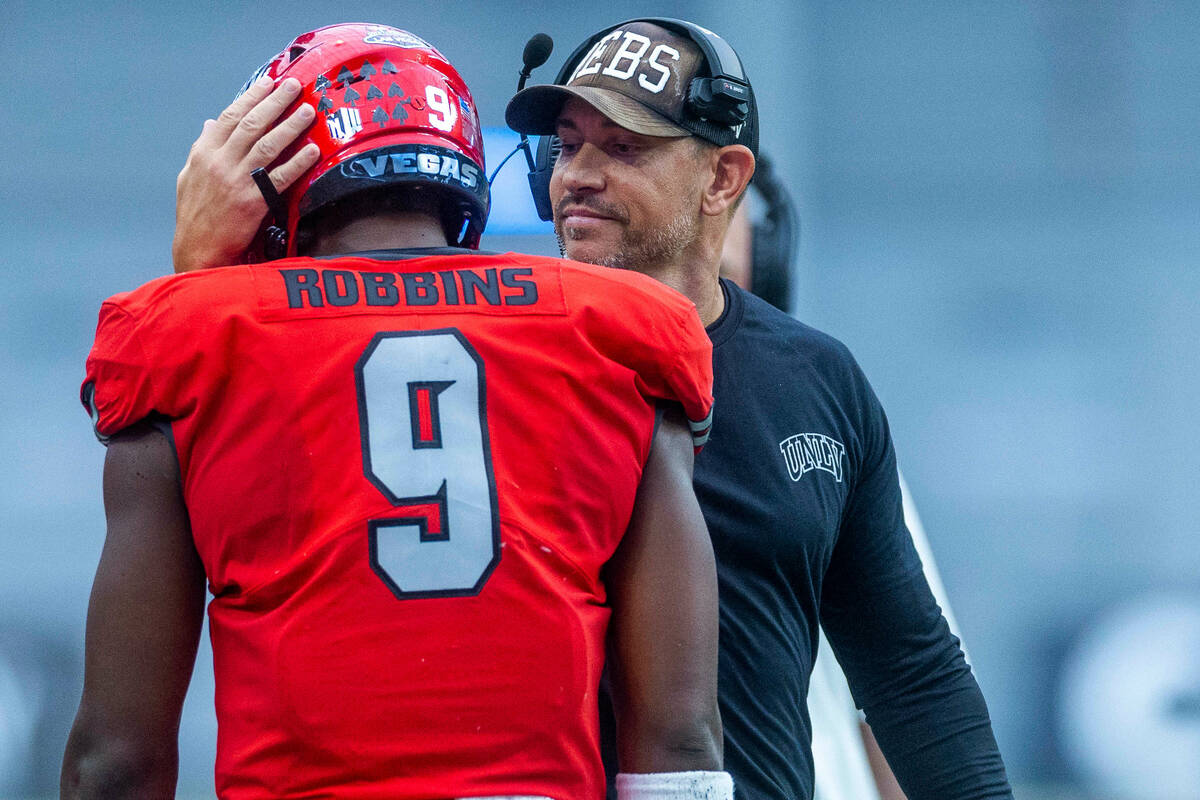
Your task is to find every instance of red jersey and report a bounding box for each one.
[81,250,713,800]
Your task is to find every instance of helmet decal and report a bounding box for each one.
[326,107,364,141]
[239,23,489,256]
[363,26,437,51]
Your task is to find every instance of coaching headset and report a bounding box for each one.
[745,153,799,313]
[513,18,794,312]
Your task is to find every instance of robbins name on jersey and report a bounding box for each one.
[280,266,538,309]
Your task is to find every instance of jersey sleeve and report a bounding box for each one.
[641,305,713,452]
[82,300,153,442]
[81,290,194,444]
[609,281,714,451]
[559,261,715,451]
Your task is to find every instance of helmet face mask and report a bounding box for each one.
[241,23,490,258]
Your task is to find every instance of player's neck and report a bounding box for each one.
[306,213,450,257]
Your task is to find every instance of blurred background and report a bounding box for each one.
[3,0,1198,797]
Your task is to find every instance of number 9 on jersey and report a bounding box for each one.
[356,330,501,599]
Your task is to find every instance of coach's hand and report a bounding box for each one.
[173,76,321,272]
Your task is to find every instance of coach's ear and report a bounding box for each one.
[701,145,755,218]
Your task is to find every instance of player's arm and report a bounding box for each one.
[604,405,730,798]
[61,422,206,800]
[173,76,320,273]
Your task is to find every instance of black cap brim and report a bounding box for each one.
[506,84,690,138]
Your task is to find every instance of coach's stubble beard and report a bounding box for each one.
[555,201,700,276]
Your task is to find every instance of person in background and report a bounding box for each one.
[719,160,896,800]
[721,158,978,800]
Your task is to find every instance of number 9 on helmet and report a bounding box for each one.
[239,23,490,258]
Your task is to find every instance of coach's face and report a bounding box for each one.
[550,98,707,275]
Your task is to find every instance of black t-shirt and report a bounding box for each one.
[604,280,1012,799]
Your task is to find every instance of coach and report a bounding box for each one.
[503,18,1013,799]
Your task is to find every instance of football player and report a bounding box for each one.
[62,24,731,800]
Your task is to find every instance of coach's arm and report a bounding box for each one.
[61,423,206,799]
[604,405,724,776]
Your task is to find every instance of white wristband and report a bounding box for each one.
[616,771,734,800]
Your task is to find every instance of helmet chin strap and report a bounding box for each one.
[251,167,289,260]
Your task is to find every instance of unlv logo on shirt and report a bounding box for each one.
[779,433,845,483]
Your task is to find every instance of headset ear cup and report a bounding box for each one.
[747,157,798,313]
[749,219,778,309]
[528,135,559,222]
[528,168,553,222]
[750,209,797,313]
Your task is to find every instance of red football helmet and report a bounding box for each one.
[241,23,489,257]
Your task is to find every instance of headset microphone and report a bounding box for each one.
[515,33,556,219]
[517,35,553,175]
[520,34,554,84]
[489,35,555,199]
